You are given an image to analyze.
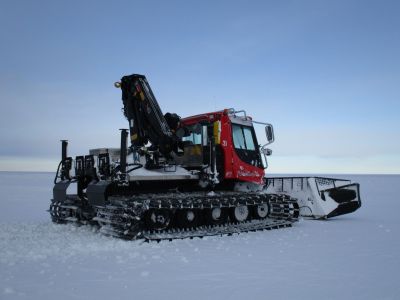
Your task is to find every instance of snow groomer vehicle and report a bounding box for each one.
[50,74,361,240]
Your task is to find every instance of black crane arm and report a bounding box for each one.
[118,74,180,156]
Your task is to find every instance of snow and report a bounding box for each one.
[1,172,399,299]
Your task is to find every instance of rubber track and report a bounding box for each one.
[49,196,94,225]
[94,192,299,240]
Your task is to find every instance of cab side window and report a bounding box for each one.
[182,132,201,145]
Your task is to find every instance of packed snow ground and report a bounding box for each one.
[0,172,399,300]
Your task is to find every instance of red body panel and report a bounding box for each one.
[181,110,265,185]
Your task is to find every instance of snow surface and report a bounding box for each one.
[1,172,399,299]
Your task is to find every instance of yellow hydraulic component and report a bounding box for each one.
[213,121,221,145]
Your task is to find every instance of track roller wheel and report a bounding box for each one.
[176,209,201,228]
[204,207,228,225]
[145,209,171,231]
[230,205,250,222]
[253,203,270,219]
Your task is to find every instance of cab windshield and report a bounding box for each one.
[232,124,256,150]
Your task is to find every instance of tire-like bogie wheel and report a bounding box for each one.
[252,203,270,219]
[230,205,250,222]
[175,209,202,228]
[145,209,172,231]
[204,207,229,225]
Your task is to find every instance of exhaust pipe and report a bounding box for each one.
[61,140,68,162]
[57,140,71,181]
[119,129,128,175]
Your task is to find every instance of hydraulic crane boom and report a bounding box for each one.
[118,74,181,157]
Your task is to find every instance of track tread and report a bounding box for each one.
[95,192,299,240]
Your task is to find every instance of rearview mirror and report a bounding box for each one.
[265,125,274,143]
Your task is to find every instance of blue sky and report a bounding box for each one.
[0,0,399,173]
